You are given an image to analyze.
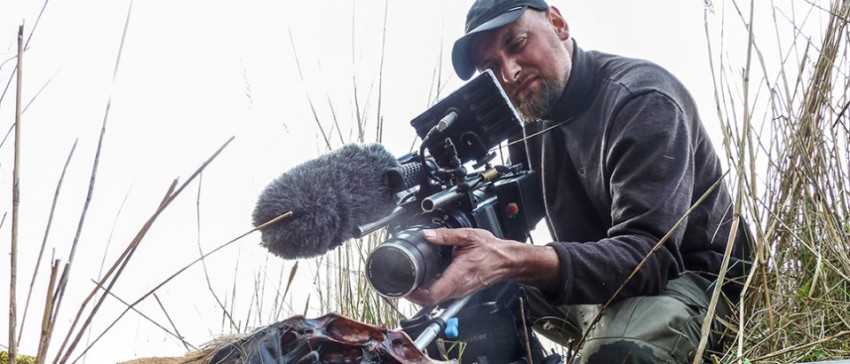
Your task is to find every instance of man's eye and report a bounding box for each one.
[510,37,526,52]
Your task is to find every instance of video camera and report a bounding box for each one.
[357,70,560,364]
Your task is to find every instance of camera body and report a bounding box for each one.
[365,162,543,298]
[363,70,545,299]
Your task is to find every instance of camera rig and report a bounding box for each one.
[358,70,561,364]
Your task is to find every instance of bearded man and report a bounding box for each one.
[406,1,752,363]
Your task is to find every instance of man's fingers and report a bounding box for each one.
[406,287,436,307]
[407,279,449,307]
[420,228,452,245]
[421,227,491,246]
[415,264,470,304]
[406,228,499,306]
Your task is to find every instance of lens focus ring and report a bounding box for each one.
[366,241,423,298]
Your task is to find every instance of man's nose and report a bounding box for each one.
[500,57,521,84]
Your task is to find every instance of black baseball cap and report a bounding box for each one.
[452,0,550,80]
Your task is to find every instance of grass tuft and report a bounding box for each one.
[706,0,850,361]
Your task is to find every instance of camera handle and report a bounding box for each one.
[412,294,473,350]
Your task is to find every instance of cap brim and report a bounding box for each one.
[452,6,527,80]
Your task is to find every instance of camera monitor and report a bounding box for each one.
[410,69,522,168]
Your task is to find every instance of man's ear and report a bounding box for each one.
[547,6,570,41]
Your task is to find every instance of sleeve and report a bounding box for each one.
[545,91,695,305]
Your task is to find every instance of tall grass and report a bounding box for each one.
[3,0,447,358]
[297,1,423,329]
[1,4,266,362]
[706,0,850,361]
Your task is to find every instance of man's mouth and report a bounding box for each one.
[514,77,537,101]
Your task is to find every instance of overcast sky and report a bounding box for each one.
[0,0,781,362]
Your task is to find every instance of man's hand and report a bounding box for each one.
[405,228,560,307]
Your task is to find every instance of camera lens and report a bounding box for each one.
[366,226,449,298]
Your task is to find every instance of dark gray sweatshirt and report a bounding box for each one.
[509,41,751,305]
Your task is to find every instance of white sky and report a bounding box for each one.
[0,0,805,362]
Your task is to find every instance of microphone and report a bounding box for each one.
[252,143,401,259]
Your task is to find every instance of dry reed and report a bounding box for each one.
[707,0,850,362]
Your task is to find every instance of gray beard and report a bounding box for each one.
[515,78,565,123]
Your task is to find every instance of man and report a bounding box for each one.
[406,0,752,363]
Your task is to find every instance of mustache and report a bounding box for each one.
[508,73,537,94]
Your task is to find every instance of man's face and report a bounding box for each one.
[470,9,572,121]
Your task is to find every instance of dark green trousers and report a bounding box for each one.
[526,272,731,364]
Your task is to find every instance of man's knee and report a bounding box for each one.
[582,338,679,364]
